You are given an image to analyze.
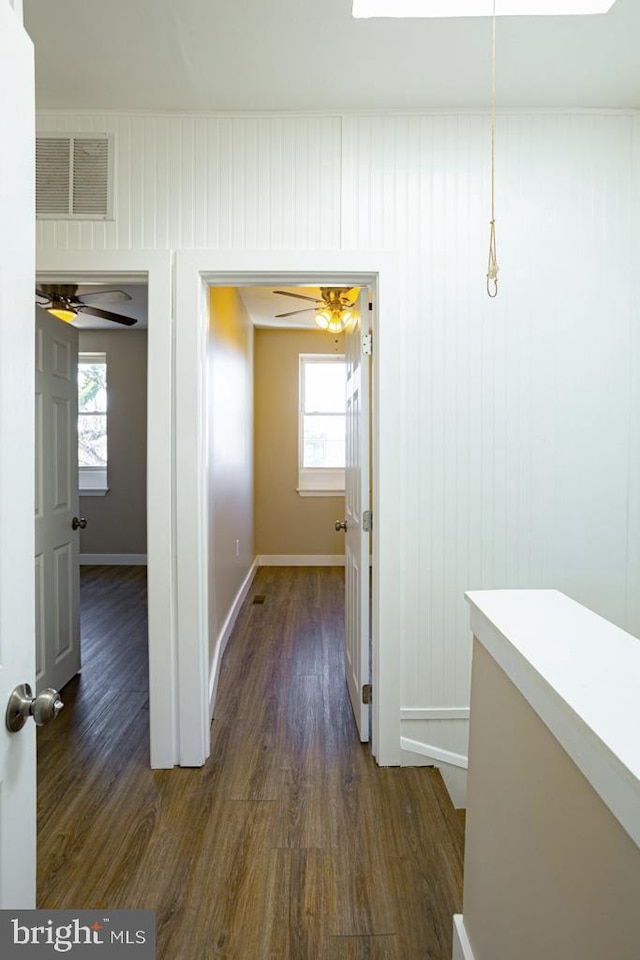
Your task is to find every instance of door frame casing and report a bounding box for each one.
[36,249,177,768]
[175,250,403,766]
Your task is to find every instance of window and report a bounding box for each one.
[78,352,108,495]
[298,355,346,496]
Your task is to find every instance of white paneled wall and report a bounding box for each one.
[36,113,342,251]
[36,108,640,803]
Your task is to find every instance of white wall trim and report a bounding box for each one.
[175,249,403,768]
[35,106,640,121]
[400,737,469,770]
[628,114,640,633]
[401,707,470,721]
[452,916,476,960]
[80,553,148,566]
[209,559,258,720]
[35,249,176,770]
[258,554,345,567]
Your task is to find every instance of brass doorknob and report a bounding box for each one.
[335,520,347,532]
[72,516,87,530]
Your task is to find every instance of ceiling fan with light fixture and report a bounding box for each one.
[35,284,138,326]
[273,287,359,333]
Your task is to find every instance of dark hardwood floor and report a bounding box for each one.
[38,565,464,959]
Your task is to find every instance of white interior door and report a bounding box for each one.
[35,309,81,695]
[0,0,36,908]
[343,291,371,741]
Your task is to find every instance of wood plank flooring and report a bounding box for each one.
[38,565,464,960]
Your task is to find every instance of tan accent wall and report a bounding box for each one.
[254,328,345,557]
[78,329,147,555]
[462,639,640,960]
[208,288,254,660]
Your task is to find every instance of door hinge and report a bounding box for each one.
[362,333,372,356]
[362,509,373,533]
[362,683,373,705]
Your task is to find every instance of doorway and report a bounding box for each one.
[35,248,403,773]
[35,252,176,769]
[174,251,403,767]
[246,284,371,739]
[35,281,149,645]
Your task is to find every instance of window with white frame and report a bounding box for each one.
[78,352,108,495]
[298,355,346,496]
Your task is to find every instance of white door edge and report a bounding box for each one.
[0,0,35,906]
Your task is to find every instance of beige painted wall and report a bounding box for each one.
[462,639,640,960]
[254,328,345,557]
[208,288,254,663]
[78,329,147,555]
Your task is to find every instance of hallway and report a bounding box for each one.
[38,565,464,959]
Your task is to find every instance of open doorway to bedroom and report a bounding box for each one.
[35,278,151,904]
[204,280,374,748]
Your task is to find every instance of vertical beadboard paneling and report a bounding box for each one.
[168,119,183,250]
[241,119,258,249]
[36,108,640,791]
[36,112,342,251]
[129,118,145,251]
[217,118,233,249]
[342,112,637,732]
[193,120,209,249]
[254,118,272,249]
[141,116,157,249]
[117,116,132,251]
[205,119,220,248]
[37,113,341,250]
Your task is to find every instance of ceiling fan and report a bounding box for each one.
[274,286,359,332]
[35,284,138,326]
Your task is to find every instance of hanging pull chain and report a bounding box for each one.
[486,0,499,298]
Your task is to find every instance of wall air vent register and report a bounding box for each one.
[36,133,114,220]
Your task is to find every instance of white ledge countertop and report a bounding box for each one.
[465,589,640,849]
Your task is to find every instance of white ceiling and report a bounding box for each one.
[23,0,640,112]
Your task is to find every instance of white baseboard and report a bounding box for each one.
[452,916,475,960]
[257,554,345,567]
[401,736,468,808]
[209,559,259,719]
[80,553,148,566]
[400,736,468,770]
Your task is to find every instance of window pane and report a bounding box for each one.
[78,362,107,413]
[304,362,346,414]
[78,414,107,467]
[303,414,345,468]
